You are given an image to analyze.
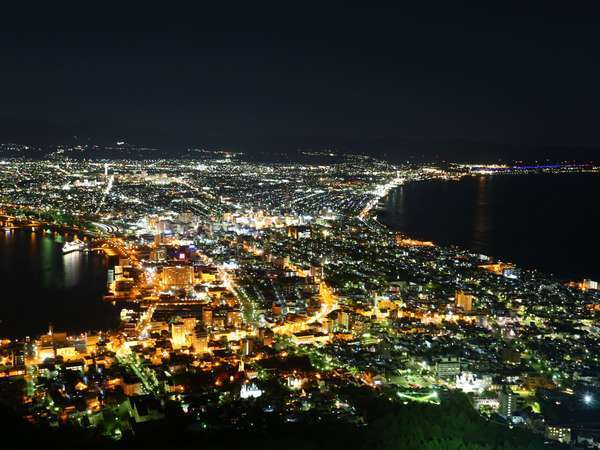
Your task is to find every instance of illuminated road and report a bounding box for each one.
[272,262,339,334]
[95,174,114,214]
[116,351,161,398]
[196,251,259,330]
[358,175,403,219]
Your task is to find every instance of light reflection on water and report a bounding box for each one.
[40,234,58,289]
[0,228,117,338]
[472,176,491,249]
[63,251,82,289]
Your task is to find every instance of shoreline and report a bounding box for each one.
[375,173,600,282]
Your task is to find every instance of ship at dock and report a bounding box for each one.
[62,238,87,254]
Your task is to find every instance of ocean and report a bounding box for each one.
[379,173,600,281]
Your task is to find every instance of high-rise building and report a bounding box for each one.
[436,357,461,379]
[309,264,324,281]
[455,290,474,312]
[191,326,209,355]
[171,320,187,349]
[240,338,254,356]
[329,310,350,331]
[161,266,194,289]
[182,317,197,334]
[546,425,571,444]
[202,307,213,328]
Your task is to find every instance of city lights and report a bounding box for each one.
[0,153,598,447]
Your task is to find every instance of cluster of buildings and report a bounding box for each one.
[0,152,598,445]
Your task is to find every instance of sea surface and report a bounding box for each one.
[379,173,600,281]
[0,229,118,338]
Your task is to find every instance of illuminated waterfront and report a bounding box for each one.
[0,229,117,337]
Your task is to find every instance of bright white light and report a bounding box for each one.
[584,394,593,405]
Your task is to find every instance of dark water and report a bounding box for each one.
[0,229,118,338]
[379,173,600,281]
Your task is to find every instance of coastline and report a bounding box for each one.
[376,172,600,281]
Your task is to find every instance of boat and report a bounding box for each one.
[62,238,87,254]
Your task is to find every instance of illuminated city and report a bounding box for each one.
[2,5,600,450]
[0,149,598,449]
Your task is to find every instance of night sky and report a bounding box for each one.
[1,4,599,160]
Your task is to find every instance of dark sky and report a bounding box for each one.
[1,4,599,159]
